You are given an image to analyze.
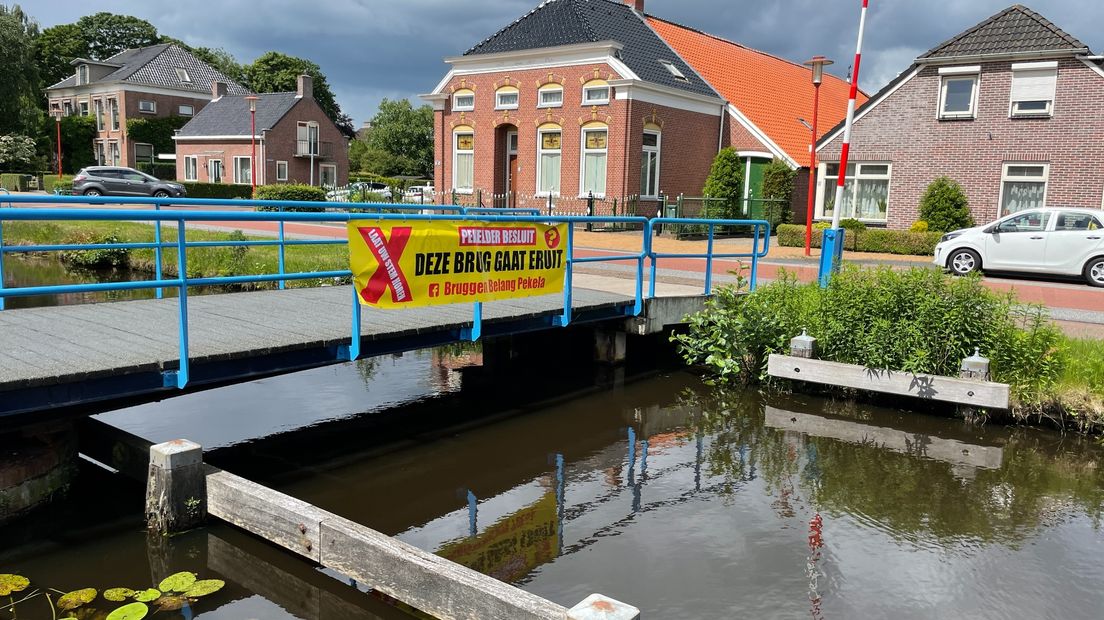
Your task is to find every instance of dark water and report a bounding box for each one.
[1,255,171,309]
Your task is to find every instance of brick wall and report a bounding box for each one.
[819,58,1104,229]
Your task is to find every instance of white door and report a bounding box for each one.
[983,210,1051,271]
[1046,211,1104,275]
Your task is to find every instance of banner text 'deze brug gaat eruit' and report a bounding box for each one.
[347,220,567,308]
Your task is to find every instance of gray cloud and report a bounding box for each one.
[30,0,1102,124]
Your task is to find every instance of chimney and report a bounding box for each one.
[623,0,644,11]
[297,74,313,99]
[212,81,227,100]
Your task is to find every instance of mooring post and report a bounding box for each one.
[568,593,641,620]
[145,439,206,534]
[959,348,991,381]
[790,329,818,359]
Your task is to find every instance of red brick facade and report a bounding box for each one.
[818,58,1104,229]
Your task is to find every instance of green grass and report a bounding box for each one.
[4,220,350,289]
[1062,338,1104,394]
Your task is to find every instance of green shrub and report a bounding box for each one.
[254,183,326,211]
[42,174,75,193]
[760,159,795,225]
[702,148,744,220]
[181,183,253,199]
[776,224,942,255]
[910,220,929,233]
[137,162,177,180]
[1,172,31,191]
[839,218,867,232]
[919,177,974,232]
[58,231,131,269]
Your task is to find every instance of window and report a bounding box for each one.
[641,130,660,197]
[453,90,475,111]
[110,98,119,130]
[495,88,519,110]
[233,156,252,185]
[134,143,154,164]
[999,163,1048,216]
[175,68,191,83]
[582,82,610,105]
[453,129,474,192]
[1010,63,1057,117]
[538,86,563,108]
[297,122,319,156]
[109,141,120,166]
[819,162,891,221]
[581,126,608,196]
[537,127,562,196]
[178,104,194,117]
[939,74,978,119]
[658,59,689,82]
[1054,211,1102,231]
[208,159,223,183]
[184,156,197,181]
[320,164,337,188]
[79,101,89,116]
[139,100,156,113]
[62,101,73,116]
[997,211,1050,233]
[94,99,104,131]
[77,64,89,85]
[94,141,105,166]
[276,161,289,181]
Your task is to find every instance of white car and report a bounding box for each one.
[934,207,1104,287]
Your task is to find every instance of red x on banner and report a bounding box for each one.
[357,226,413,304]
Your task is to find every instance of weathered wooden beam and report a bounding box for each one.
[767,354,1010,409]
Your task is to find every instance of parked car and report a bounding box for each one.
[72,166,187,198]
[934,208,1104,287]
[326,182,391,202]
[404,184,435,204]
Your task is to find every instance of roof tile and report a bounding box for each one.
[919,4,1089,60]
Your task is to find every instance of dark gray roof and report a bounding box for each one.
[176,93,300,137]
[465,0,717,98]
[47,43,249,95]
[919,4,1090,60]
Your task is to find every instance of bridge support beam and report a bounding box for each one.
[146,439,207,535]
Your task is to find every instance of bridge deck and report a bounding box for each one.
[0,285,633,415]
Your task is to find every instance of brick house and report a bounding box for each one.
[816,5,1104,229]
[45,43,249,169]
[173,75,349,187]
[419,0,856,217]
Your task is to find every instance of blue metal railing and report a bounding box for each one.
[0,195,768,390]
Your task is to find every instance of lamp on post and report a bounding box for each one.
[802,55,833,257]
[244,95,259,196]
[52,108,64,179]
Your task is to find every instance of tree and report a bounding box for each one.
[244,52,353,135]
[760,159,796,225]
[189,46,246,85]
[702,148,745,219]
[35,23,87,89]
[919,177,974,232]
[0,134,36,172]
[0,4,42,136]
[365,99,433,177]
[50,115,97,173]
[76,13,159,60]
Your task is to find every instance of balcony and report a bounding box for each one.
[295,140,334,159]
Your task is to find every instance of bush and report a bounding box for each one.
[702,147,744,219]
[0,173,30,190]
[137,162,177,180]
[254,183,326,211]
[42,174,74,193]
[777,223,942,255]
[760,159,795,225]
[58,231,131,269]
[839,218,867,232]
[919,177,974,232]
[910,220,929,233]
[181,183,253,199]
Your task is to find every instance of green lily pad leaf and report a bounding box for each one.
[133,589,160,602]
[103,588,136,602]
[57,588,98,611]
[157,571,196,593]
[182,579,224,598]
[0,574,30,596]
[153,595,189,611]
[106,602,148,620]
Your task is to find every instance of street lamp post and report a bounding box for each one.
[803,56,833,257]
[245,95,259,196]
[53,109,63,179]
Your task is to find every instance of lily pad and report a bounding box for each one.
[58,588,98,611]
[103,588,136,602]
[133,589,160,602]
[0,574,30,596]
[182,579,224,598]
[106,602,148,620]
[153,595,189,611]
[157,571,196,593]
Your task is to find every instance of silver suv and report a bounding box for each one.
[73,166,187,198]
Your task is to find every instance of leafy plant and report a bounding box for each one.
[777,223,942,255]
[106,601,148,619]
[58,232,131,269]
[255,183,326,210]
[910,220,929,233]
[919,176,974,232]
[702,148,745,220]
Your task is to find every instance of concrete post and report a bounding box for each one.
[568,593,641,620]
[594,329,627,365]
[790,329,817,359]
[145,439,206,534]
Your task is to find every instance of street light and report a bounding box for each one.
[802,55,833,257]
[52,108,63,179]
[244,95,259,196]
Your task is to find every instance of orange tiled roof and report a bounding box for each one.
[648,16,867,165]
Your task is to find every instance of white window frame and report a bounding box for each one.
[109,98,120,130]
[276,160,289,182]
[183,156,198,181]
[178,104,194,117]
[109,141,120,166]
[579,126,608,198]
[815,162,892,222]
[175,67,191,83]
[297,121,320,156]
[582,85,610,106]
[495,90,519,110]
[452,131,474,194]
[538,87,563,108]
[138,100,156,113]
[208,158,223,183]
[79,100,89,116]
[452,92,475,112]
[1009,62,1057,118]
[641,130,661,198]
[937,68,980,120]
[62,100,73,116]
[998,162,1049,218]
[233,156,252,185]
[77,64,89,85]
[535,127,562,197]
[320,164,337,188]
[94,99,104,131]
[658,59,689,82]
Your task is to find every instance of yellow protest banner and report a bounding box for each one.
[347,220,567,308]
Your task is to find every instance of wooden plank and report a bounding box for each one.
[320,514,569,620]
[767,354,1010,409]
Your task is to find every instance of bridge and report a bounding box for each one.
[0,195,769,417]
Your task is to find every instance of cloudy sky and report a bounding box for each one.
[32,0,1103,125]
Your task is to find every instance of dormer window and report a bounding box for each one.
[175,68,191,83]
[658,59,689,82]
[77,64,89,85]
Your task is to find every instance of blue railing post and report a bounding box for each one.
[557,224,574,327]
[154,201,164,299]
[704,223,715,295]
[750,223,761,292]
[346,285,362,361]
[278,205,287,290]
[173,219,190,389]
[462,301,482,341]
[0,188,7,311]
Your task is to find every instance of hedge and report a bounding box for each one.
[1,173,33,191]
[181,182,253,199]
[777,223,942,256]
[43,175,75,193]
[254,183,326,211]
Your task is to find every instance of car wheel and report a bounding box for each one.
[1084,256,1104,288]
[153,190,170,198]
[947,248,981,276]
[83,188,102,197]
